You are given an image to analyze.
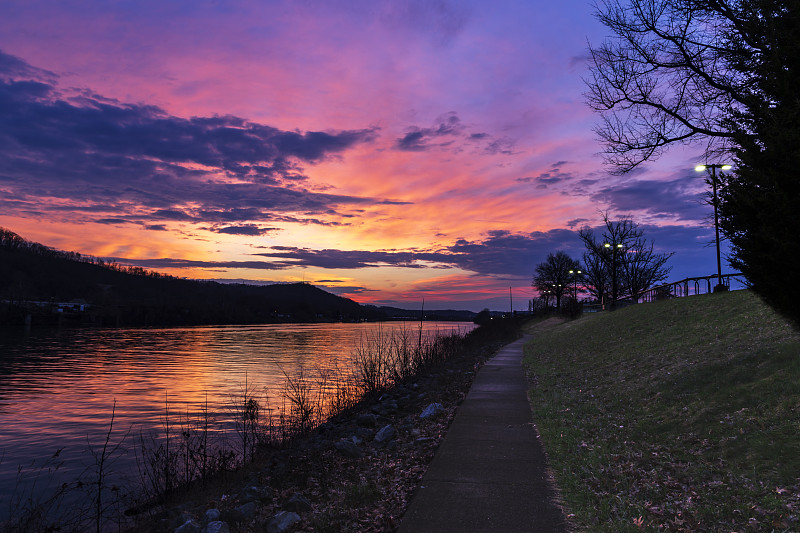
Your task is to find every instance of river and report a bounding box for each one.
[0,321,474,524]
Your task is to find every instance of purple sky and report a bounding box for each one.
[0,0,732,311]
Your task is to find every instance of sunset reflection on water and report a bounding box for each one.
[0,321,474,509]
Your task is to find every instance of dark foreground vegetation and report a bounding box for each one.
[524,290,800,532]
[0,317,523,533]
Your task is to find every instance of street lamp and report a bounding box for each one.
[695,163,732,291]
[603,242,624,310]
[568,269,583,300]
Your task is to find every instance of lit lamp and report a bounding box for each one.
[603,242,624,309]
[695,164,732,290]
[568,269,582,299]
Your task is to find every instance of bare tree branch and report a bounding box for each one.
[586,0,759,173]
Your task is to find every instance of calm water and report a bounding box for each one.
[0,321,474,517]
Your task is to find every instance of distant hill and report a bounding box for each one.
[369,305,477,322]
[0,227,383,327]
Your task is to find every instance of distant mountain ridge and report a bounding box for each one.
[368,305,477,322]
[0,227,380,327]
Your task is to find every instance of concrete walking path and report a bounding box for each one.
[398,335,566,533]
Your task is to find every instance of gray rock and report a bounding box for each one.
[355,427,373,439]
[175,510,196,528]
[420,403,444,419]
[285,493,313,513]
[267,511,301,533]
[356,413,377,427]
[175,519,202,533]
[239,485,272,503]
[374,424,396,444]
[204,508,221,523]
[204,522,230,533]
[231,501,258,523]
[334,439,362,458]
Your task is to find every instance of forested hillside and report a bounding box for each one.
[0,228,381,327]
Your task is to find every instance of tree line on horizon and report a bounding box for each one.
[533,213,672,312]
[0,227,382,327]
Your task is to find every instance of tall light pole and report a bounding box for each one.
[603,242,624,310]
[568,269,582,300]
[696,163,732,290]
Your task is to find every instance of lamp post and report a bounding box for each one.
[695,163,732,291]
[568,269,582,300]
[603,242,624,310]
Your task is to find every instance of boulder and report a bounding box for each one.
[356,413,377,427]
[204,522,230,533]
[420,403,444,419]
[174,519,201,533]
[334,439,363,458]
[229,501,258,523]
[285,493,313,513]
[239,485,272,503]
[266,511,301,533]
[355,427,373,439]
[374,424,396,444]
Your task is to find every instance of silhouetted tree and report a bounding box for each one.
[580,244,611,305]
[579,214,672,308]
[587,0,800,326]
[474,308,492,325]
[717,1,800,328]
[586,0,749,172]
[532,251,582,310]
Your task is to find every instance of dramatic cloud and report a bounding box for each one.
[107,258,294,271]
[394,112,465,151]
[516,161,577,188]
[105,228,586,281]
[256,247,427,269]
[591,176,708,221]
[0,50,383,228]
[214,225,278,236]
[0,0,731,310]
[393,111,521,156]
[444,229,583,277]
[253,230,586,278]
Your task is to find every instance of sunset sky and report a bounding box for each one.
[0,0,731,311]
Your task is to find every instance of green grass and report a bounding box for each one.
[523,291,800,532]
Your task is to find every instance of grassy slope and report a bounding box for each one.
[523,291,800,532]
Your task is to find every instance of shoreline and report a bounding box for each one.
[126,322,522,533]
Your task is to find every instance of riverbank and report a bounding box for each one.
[123,319,525,533]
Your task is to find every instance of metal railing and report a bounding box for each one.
[641,273,748,302]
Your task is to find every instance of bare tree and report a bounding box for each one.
[587,0,800,326]
[623,238,673,303]
[580,243,610,305]
[532,251,582,311]
[579,214,673,307]
[585,0,757,173]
